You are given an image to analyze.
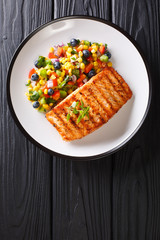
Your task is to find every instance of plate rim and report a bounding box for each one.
[7,15,152,161]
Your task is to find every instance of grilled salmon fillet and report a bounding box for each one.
[46,67,132,141]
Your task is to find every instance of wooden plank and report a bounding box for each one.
[111,0,160,239]
[52,158,112,240]
[0,0,53,239]
[52,1,113,239]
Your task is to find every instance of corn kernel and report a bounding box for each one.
[33,86,39,91]
[50,74,56,80]
[64,46,68,50]
[68,89,73,94]
[93,61,98,67]
[80,63,85,69]
[91,49,96,53]
[49,103,53,107]
[66,52,71,58]
[69,68,72,76]
[67,47,72,53]
[59,77,63,82]
[77,58,82,63]
[25,92,29,96]
[27,97,31,100]
[81,40,84,44]
[44,89,48,94]
[43,104,50,110]
[28,87,33,91]
[61,71,65,77]
[49,47,54,52]
[100,43,103,46]
[28,79,31,83]
[92,53,97,58]
[79,51,83,57]
[47,70,51,75]
[83,45,88,50]
[39,80,45,85]
[96,68,101,73]
[107,62,112,67]
[37,83,40,88]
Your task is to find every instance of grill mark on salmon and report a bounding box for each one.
[109,67,132,98]
[104,69,129,102]
[46,67,132,141]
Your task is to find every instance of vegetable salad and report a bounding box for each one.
[25,38,112,113]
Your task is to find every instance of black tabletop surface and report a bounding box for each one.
[1,0,159,239]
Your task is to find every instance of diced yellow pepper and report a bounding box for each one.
[43,104,50,110]
[49,47,54,52]
[107,62,112,67]
[44,89,48,94]
[80,63,85,69]
[77,58,82,63]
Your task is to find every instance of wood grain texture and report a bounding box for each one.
[112,0,160,239]
[0,0,53,239]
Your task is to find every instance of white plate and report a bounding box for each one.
[7,16,151,160]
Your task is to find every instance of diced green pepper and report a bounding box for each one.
[30,91,40,101]
[56,70,61,76]
[84,40,91,46]
[60,90,67,98]
[38,89,43,96]
[40,69,47,78]
[40,97,46,105]
[38,106,46,113]
[100,55,109,62]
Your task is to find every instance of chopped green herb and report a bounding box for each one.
[67,42,71,46]
[67,113,71,121]
[71,49,78,54]
[25,80,31,86]
[58,75,70,88]
[72,69,80,78]
[67,100,90,123]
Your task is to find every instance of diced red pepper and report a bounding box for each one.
[67,81,75,85]
[97,59,103,67]
[99,45,105,54]
[88,47,92,52]
[57,47,63,57]
[85,63,94,74]
[52,78,58,87]
[76,45,83,52]
[43,93,50,98]
[77,82,84,88]
[48,52,58,59]
[52,90,60,100]
[87,56,93,62]
[51,72,58,78]
[28,68,36,78]
[77,74,86,83]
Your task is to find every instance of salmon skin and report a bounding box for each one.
[46,67,132,141]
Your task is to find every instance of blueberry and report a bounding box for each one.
[104,51,111,59]
[88,69,96,78]
[48,88,54,96]
[33,101,40,108]
[70,38,78,47]
[83,50,90,58]
[31,73,39,81]
[34,60,40,68]
[53,61,61,70]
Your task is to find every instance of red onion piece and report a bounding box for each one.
[82,78,88,84]
[47,80,53,88]
[72,75,77,82]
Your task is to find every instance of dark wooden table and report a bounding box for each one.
[1,0,159,239]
